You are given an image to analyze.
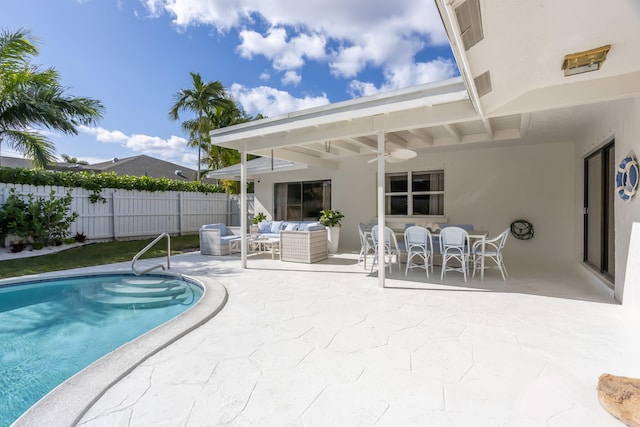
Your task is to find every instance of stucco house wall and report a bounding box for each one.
[251,140,575,266]
[574,96,640,304]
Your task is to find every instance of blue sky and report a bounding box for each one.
[2,0,457,169]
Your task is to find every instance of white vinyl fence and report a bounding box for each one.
[0,184,254,242]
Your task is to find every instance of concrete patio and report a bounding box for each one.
[30,251,640,426]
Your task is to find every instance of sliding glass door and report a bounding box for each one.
[584,140,615,282]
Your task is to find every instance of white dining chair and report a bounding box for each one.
[439,226,470,282]
[370,225,402,273]
[404,226,433,277]
[357,222,375,269]
[472,228,509,280]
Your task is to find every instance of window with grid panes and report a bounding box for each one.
[384,170,444,216]
[273,180,331,221]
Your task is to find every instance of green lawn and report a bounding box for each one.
[0,235,200,279]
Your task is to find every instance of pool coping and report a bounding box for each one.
[9,269,228,427]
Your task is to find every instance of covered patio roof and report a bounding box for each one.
[210,77,528,166]
[206,157,307,181]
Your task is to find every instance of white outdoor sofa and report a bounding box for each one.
[199,224,241,256]
[199,221,328,263]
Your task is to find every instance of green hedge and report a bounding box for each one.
[0,167,224,193]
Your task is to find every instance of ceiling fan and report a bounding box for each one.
[366,148,417,163]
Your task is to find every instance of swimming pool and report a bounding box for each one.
[0,273,203,427]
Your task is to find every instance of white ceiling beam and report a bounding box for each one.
[385,133,408,148]
[349,136,377,151]
[329,140,361,154]
[482,118,494,139]
[444,124,462,142]
[301,141,341,157]
[269,148,339,170]
[432,127,521,146]
[407,128,434,146]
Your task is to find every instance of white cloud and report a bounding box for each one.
[142,0,450,89]
[80,126,129,143]
[237,28,326,71]
[348,57,458,97]
[79,126,194,166]
[229,83,329,117]
[141,0,166,18]
[259,71,270,81]
[281,70,301,86]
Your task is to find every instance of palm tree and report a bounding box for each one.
[169,72,234,181]
[201,100,251,170]
[0,28,104,168]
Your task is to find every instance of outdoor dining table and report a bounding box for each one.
[366,228,489,281]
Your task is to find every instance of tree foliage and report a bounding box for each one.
[61,153,89,165]
[0,28,104,168]
[169,72,235,181]
[0,167,224,193]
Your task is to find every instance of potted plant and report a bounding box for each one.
[251,212,267,224]
[319,209,344,254]
[251,212,267,235]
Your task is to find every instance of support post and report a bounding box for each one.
[377,131,386,288]
[240,149,248,269]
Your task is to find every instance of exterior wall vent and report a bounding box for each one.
[455,0,484,50]
[474,71,492,97]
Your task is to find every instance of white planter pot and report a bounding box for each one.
[327,226,340,254]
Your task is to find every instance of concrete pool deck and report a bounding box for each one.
[15,251,640,426]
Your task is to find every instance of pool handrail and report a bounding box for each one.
[132,232,171,275]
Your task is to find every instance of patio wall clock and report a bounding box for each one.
[616,152,639,202]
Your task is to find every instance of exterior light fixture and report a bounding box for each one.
[561,45,611,77]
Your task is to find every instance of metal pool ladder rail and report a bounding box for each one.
[132,232,171,275]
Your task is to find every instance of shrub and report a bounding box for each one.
[0,189,79,247]
[0,167,224,194]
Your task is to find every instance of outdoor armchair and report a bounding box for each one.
[472,228,509,280]
[357,222,375,269]
[404,226,434,277]
[370,225,402,274]
[439,226,470,282]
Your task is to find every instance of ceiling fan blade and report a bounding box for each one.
[389,148,417,160]
[385,156,406,163]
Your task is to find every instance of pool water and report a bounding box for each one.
[0,274,202,427]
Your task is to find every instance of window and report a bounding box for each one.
[274,180,331,221]
[385,170,444,216]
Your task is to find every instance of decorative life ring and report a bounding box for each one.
[510,219,534,240]
[616,152,638,202]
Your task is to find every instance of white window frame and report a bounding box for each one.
[384,170,445,217]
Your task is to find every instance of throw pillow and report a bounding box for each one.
[285,223,298,231]
[270,221,283,233]
[257,221,272,233]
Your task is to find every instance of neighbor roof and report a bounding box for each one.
[90,155,198,180]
